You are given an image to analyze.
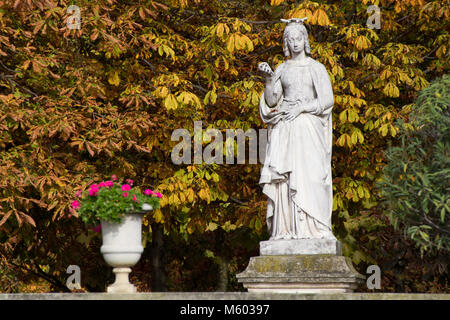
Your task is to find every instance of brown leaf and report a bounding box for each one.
[20,212,36,227]
[85,141,95,156]
[0,210,12,227]
[139,7,146,20]
[33,20,45,35]
[14,211,22,227]
[90,30,99,41]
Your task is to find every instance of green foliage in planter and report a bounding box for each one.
[378,75,450,256]
[76,179,161,226]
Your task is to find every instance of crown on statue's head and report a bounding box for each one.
[280,17,308,24]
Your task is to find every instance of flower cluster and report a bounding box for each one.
[144,189,162,198]
[72,176,162,226]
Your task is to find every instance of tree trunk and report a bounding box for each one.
[215,229,228,292]
[150,222,166,292]
[216,255,228,292]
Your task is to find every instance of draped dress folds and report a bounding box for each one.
[259,57,335,240]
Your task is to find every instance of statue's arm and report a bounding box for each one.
[302,63,334,115]
[264,78,282,107]
[263,64,283,107]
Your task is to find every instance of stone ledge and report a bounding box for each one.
[0,292,449,300]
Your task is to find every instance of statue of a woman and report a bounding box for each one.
[258,18,335,240]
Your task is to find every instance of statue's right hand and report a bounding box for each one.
[258,62,274,77]
[267,109,287,118]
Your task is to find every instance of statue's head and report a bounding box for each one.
[282,18,311,57]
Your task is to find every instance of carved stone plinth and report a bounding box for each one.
[236,255,364,293]
[260,238,342,255]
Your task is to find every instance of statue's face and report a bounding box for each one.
[286,29,305,55]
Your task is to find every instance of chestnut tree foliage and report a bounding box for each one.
[0,0,448,292]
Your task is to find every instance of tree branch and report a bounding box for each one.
[238,19,279,25]
[191,84,232,99]
[422,212,450,235]
[0,60,18,74]
[2,76,38,97]
[6,259,71,292]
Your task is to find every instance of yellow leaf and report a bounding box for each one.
[351,131,358,144]
[379,124,389,136]
[187,189,195,202]
[339,110,348,123]
[164,94,178,110]
[153,209,164,223]
[226,35,235,52]
[357,186,365,198]
[173,193,180,205]
[355,36,371,50]
[108,71,120,86]
[235,34,244,50]
[389,124,398,137]
[383,82,399,98]
[206,222,218,232]
[243,35,254,51]
[314,9,330,26]
[154,86,169,98]
[216,23,225,37]
[210,91,217,104]
[380,69,392,80]
[270,0,284,5]
[290,8,313,21]
[55,179,65,188]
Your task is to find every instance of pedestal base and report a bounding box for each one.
[236,255,365,293]
[260,238,342,255]
[107,268,137,294]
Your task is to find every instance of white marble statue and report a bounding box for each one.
[258,18,335,240]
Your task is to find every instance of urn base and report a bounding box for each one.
[107,268,137,294]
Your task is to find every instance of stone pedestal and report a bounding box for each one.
[260,238,342,255]
[107,267,137,294]
[237,239,364,293]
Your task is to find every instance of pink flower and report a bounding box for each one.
[72,200,80,210]
[132,195,137,202]
[89,186,99,196]
[105,180,114,188]
[122,192,128,197]
[93,224,101,233]
[98,181,107,188]
[75,190,82,198]
[155,192,162,199]
[126,179,134,186]
[111,174,117,181]
[144,189,153,196]
[121,184,131,191]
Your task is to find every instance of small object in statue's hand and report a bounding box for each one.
[258,62,275,76]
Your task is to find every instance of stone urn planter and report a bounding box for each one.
[72,176,162,293]
[100,211,146,293]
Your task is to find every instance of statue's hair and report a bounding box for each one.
[283,23,311,57]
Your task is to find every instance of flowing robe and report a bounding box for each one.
[259,57,334,240]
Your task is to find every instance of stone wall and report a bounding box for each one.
[1,292,449,300]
